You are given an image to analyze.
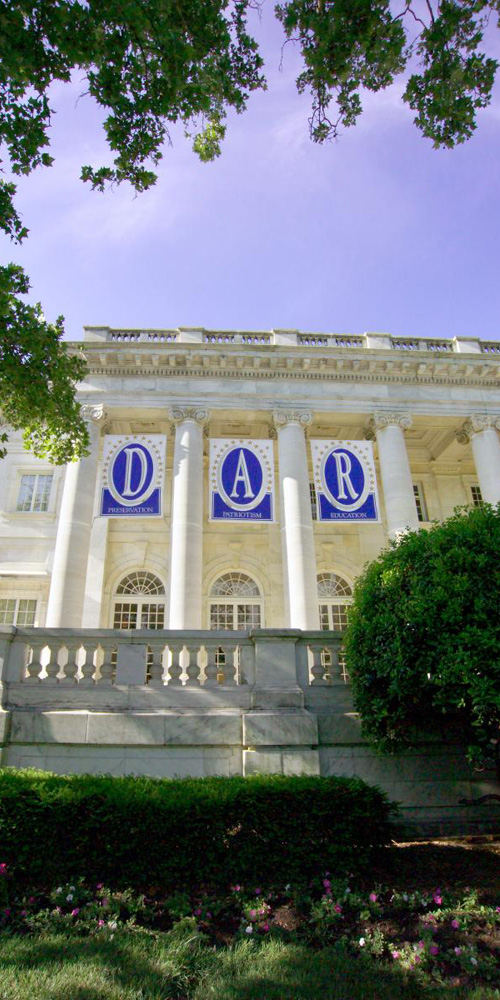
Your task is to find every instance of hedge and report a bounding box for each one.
[0,769,396,891]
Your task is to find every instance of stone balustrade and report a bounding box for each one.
[0,626,346,709]
[84,326,494,354]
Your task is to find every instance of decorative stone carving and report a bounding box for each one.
[369,411,413,432]
[80,404,106,424]
[457,414,500,444]
[169,407,209,425]
[272,410,313,429]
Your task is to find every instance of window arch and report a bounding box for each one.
[113,571,166,630]
[209,572,262,630]
[318,572,353,632]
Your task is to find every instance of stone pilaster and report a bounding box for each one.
[273,410,320,630]
[367,411,419,540]
[46,405,106,627]
[168,407,208,629]
[457,414,500,504]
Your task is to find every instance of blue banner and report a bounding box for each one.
[311,440,380,522]
[100,436,166,517]
[210,440,275,521]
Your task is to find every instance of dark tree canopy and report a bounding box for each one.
[1,1,499,459]
[344,505,500,775]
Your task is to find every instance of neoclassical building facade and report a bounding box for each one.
[2,326,500,637]
[1,326,500,827]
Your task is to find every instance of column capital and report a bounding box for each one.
[169,407,209,426]
[457,413,500,444]
[80,403,106,424]
[366,411,413,439]
[272,409,313,429]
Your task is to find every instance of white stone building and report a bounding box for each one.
[1,326,499,830]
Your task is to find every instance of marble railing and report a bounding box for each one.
[84,327,498,355]
[0,627,347,699]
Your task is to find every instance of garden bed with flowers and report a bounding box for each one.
[1,836,500,999]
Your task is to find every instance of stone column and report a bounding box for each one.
[457,414,500,504]
[368,411,419,540]
[168,408,208,629]
[273,410,320,630]
[46,405,106,627]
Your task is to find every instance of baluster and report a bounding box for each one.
[44,644,60,682]
[221,645,237,686]
[24,641,44,683]
[99,642,115,685]
[60,644,79,684]
[204,645,219,687]
[167,644,183,686]
[148,643,165,687]
[185,646,201,687]
[79,645,95,686]
[308,644,328,685]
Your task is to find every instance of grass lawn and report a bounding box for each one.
[0,835,499,1000]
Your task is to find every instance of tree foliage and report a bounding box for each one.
[1,1,499,459]
[344,505,500,774]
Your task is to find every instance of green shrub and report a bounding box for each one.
[344,504,500,770]
[0,769,395,892]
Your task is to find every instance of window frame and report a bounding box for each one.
[0,596,38,627]
[208,572,264,630]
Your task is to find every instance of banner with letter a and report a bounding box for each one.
[210,439,275,521]
[100,435,166,516]
[311,440,380,522]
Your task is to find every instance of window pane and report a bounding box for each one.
[0,600,16,624]
[33,475,52,512]
[331,604,349,631]
[113,603,138,629]
[210,604,234,630]
[236,604,261,629]
[319,604,330,630]
[140,604,165,629]
[471,485,483,507]
[17,475,35,512]
[16,600,37,626]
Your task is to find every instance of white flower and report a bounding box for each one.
[69,886,75,891]
[470,957,478,966]
[56,887,62,894]
[359,937,365,947]
[245,925,253,934]
[109,921,118,930]
[66,894,73,902]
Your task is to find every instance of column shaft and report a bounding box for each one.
[372,415,419,540]
[470,427,500,504]
[275,415,319,630]
[46,409,104,627]
[168,412,206,629]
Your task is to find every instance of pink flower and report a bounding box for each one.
[392,950,400,959]
[206,912,212,919]
[262,921,270,932]
[323,879,331,889]
[334,904,342,913]
[249,909,257,921]
[71,908,80,917]
[20,910,27,917]
[369,893,378,903]
[232,885,241,893]
[430,945,439,956]
[101,898,109,908]
[0,863,8,875]
[4,908,11,917]
[98,919,105,927]
[96,883,104,889]
[451,919,459,929]
[433,892,442,905]
[28,897,35,904]
[413,955,421,965]
[194,908,202,916]
[454,947,462,956]
[254,888,261,895]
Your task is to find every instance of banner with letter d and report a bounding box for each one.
[311,440,380,521]
[210,439,275,521]
[100,435,166,516]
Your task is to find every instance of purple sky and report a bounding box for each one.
[6,6,500,342]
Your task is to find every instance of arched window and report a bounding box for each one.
[113,572,166,630]
[317,572,353,632]
[209,572,262,630]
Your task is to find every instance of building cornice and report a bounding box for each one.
[74,342,500,391]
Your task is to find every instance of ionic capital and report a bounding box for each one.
[272,409,313,430]
[169,407,209,426]
[80,403,106,424]
[366,411,413,439]
[457,414,500,444]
